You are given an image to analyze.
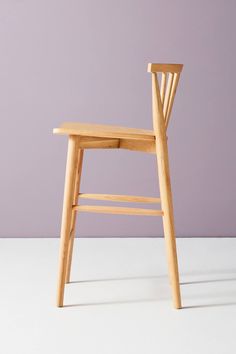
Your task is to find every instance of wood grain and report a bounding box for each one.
[57,135,80,307]
[55,62,183,309]
[65,149,84,283]
[151,72,181,309]
[73,205,163,216]
[54,122,155,141]
[79,193,161,203]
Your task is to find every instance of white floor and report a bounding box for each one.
[0,238,236,354]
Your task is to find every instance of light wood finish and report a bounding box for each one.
[160,73,167,104]
[119,138,156,153]
[78,136,156,153]
[65,149,84,283]
[54,63,183,308]
[54,122,155,141]
[79,193,161,203]
[154,69,182,129]
[165,73,180,127]
[148,63,183,73]
[74,205,163,216]
[57,135,80,307]
[79,137,120,149]
[151,72,181,309]
[163,73,174,119]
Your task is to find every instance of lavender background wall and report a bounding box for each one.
[0,0,235,237]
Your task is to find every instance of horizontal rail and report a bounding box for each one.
[119,139,156,154]
[79,193,161,203]
[73,205,163,216]
[79,138,120,149]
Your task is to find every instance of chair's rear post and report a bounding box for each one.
[148,63,182,308]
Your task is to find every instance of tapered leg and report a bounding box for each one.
[155,138,181,309]
[65,149,84,283]
[57,135,80,307]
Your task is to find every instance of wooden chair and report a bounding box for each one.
[54,63,183,309]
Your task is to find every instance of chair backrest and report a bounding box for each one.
[147,63,183,133]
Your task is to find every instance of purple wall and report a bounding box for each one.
[1,0,236,237]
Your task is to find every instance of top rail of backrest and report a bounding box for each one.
[147,63,183,74]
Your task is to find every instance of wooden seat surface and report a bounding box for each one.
[53,122,155,141]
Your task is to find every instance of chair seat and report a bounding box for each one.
[53,122,155,141]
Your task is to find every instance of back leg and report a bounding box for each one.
[155,137,181,309]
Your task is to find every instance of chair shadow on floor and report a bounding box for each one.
[64,275,166,308]
[181,268,236,309]
[69,274,162,284]
[64,270,236,309]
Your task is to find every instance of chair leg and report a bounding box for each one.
[65,149,84,283]
[155,137,181,309]
[57,135,80,307]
